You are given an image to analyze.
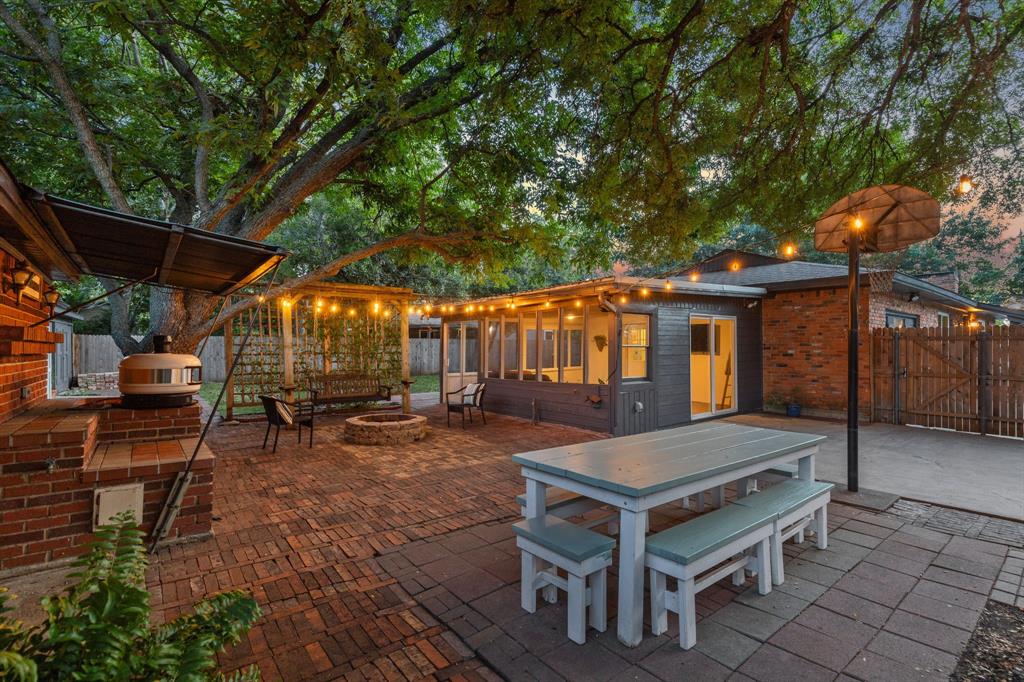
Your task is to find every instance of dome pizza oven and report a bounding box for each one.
[119,335,202,408]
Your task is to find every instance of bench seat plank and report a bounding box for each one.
[513,515,615,562]
[734,480,833,519]
[646,504,775,566]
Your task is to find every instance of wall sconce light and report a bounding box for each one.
[43,286,60,313]
[7,261,33,305]
[907,292,920,302]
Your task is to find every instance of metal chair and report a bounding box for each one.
[446,383,486,428]
[259,393,316,452]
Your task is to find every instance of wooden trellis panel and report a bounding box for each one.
[872,326,1024,438]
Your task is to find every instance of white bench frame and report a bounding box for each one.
[647,526,773,649]
[765,492,830,585]
[518,535,613,645]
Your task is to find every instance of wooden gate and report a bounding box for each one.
[872,326,1024,438]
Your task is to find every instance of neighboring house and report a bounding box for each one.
[438,250,1022,433]
[409,315,441,338]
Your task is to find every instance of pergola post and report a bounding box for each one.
[281,299,295,404]
[401,303,411,412]
[223,318,234,420]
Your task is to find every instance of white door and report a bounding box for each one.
[690,315,737,419]
[444,321,480,393]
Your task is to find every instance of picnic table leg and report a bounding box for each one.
[524,480,556,602]
[797,448,816,481]
[735,476,750,499]
[617,508,647,647]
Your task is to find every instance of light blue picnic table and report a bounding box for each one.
[513,421,825,647]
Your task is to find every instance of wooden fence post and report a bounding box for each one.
[978,330,992,436]
[281,300,295,404]
[892,328,900,425]
[401,302,411,412]
[224,318,234,420]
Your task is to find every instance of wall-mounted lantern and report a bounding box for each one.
[5,261,34,305]
[43,286,60,313]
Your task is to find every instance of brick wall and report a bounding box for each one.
[762,287,872,415]
[868,291,946,328]
[0,252,56,422]
[96,401,201,442]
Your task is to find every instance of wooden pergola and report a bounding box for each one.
[221,282,417,419]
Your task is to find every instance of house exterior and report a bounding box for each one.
[438,276,767,436]
[439,250,1022,432]
[684,250,1023,420]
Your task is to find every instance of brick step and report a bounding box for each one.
[0,325,63,343]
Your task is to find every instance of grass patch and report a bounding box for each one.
[410,374,439,394]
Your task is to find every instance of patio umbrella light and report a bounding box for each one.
[814,184,940,492]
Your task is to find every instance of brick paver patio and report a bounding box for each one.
[148,406,1023,681]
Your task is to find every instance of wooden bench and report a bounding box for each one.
[734,479,833,585]
[514,514,615,644]
[306,372,391,410]
[646,504,774,649]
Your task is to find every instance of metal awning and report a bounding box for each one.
[30,194,287,296]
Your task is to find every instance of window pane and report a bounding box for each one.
[503,319,519,378]
[523,313,538,379]
[446,323,461,373]
[464,322,479,373]
[622,313,650,380]
[541,310,559,381]
[690,317,710,414]
[586,306,610,384]
[486,320,500,378]
[561,309,584,384]
[715,319,735,411]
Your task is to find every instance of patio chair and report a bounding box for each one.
[446,383,486,428]
[259,394,316,453]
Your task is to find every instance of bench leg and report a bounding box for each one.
[696,492,705,513]
[770,522,785,586]
[681,496,690,510]
[756,538,772,595]
[712,485,725,508]
[736,476,752,499]
[589,568,607,633]
[815,505,828,550]
[521,551,540,613]
[732,559,746,587]
[567,573,586,644]
[542,569,558,604]
[678,577,697,650]
[650,569,668,635]
[796,526,805,544]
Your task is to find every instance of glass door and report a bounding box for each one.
[690,315,737,418]
[445,321,480,393]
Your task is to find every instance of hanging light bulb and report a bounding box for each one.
[348,308,356,316]
[783,243,796,257]
[424,304,432,313]
[316,299,323,309]
[575,299,582,308]
[619,295,627,304]
[664,280,672,290]
[957,174,974,195]
[544,300,551,308]
[509,301,516,310]
[852,216,864,231]
[489,305,495,312]
[640,287,649,296]
[258,294,265,303]
[689,272,699,282]
[729,260,741,272]
[330,303,339,313]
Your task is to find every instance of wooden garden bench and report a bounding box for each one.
[306,372,391,410]
[734,479,833,585]
[514,514,615,645]
[646,504,774,649]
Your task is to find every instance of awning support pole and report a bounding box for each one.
[148,262,282,553]
[847,230,860,493]
[29,269,158,328]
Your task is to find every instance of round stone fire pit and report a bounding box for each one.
[345,413,427,445]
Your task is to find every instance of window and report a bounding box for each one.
[937,312,950,327]
[540,309,559,381]
[885,310,919,328]
[561,310,584,384]
[621,313,650,380]
[486,320,500,378]
[464,322,480,373]
[503,318,519,378]
[446,323,462,373]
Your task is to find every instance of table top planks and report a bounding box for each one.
[513,422,825,497]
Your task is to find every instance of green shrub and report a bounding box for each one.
[0,512,261,681]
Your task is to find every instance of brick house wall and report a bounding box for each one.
[763,285,963,417]
[0,252,56,422]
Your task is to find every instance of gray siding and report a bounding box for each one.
[615,381,657,435]
[656,308,690,428]
[483,379,612,431]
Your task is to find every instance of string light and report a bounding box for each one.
[258,295,265,303]
[348,308,356,316]
[957,174,974,195]
[281,299,292,308]
[640,287,649,296]
[316,299,323,309]
[664,280,672,290]
[689,272,699,282]
[783,243,796,257]
[619,295,627,304]
[575,299,582,308]
[729,261,741,272]
[489,305,495,312]
[852,216,864,231]
[424,304,432,313]
[330,303,338,313]
[509,302,516,310]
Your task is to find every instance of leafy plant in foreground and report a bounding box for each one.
[0,512,261,681]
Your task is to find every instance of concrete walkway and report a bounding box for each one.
[727,413,1024,521]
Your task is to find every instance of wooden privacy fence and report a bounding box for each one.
[75,335,227,381]
[409,338,439,374]
[871,326,1024,438]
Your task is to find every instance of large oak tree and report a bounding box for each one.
[1,0,1020,351]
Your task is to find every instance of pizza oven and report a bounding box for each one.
[118,335,202,408]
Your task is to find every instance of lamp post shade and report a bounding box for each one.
[814,184,940,254]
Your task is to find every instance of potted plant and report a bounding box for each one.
[764,393,785,413]
[786,388,804,417]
